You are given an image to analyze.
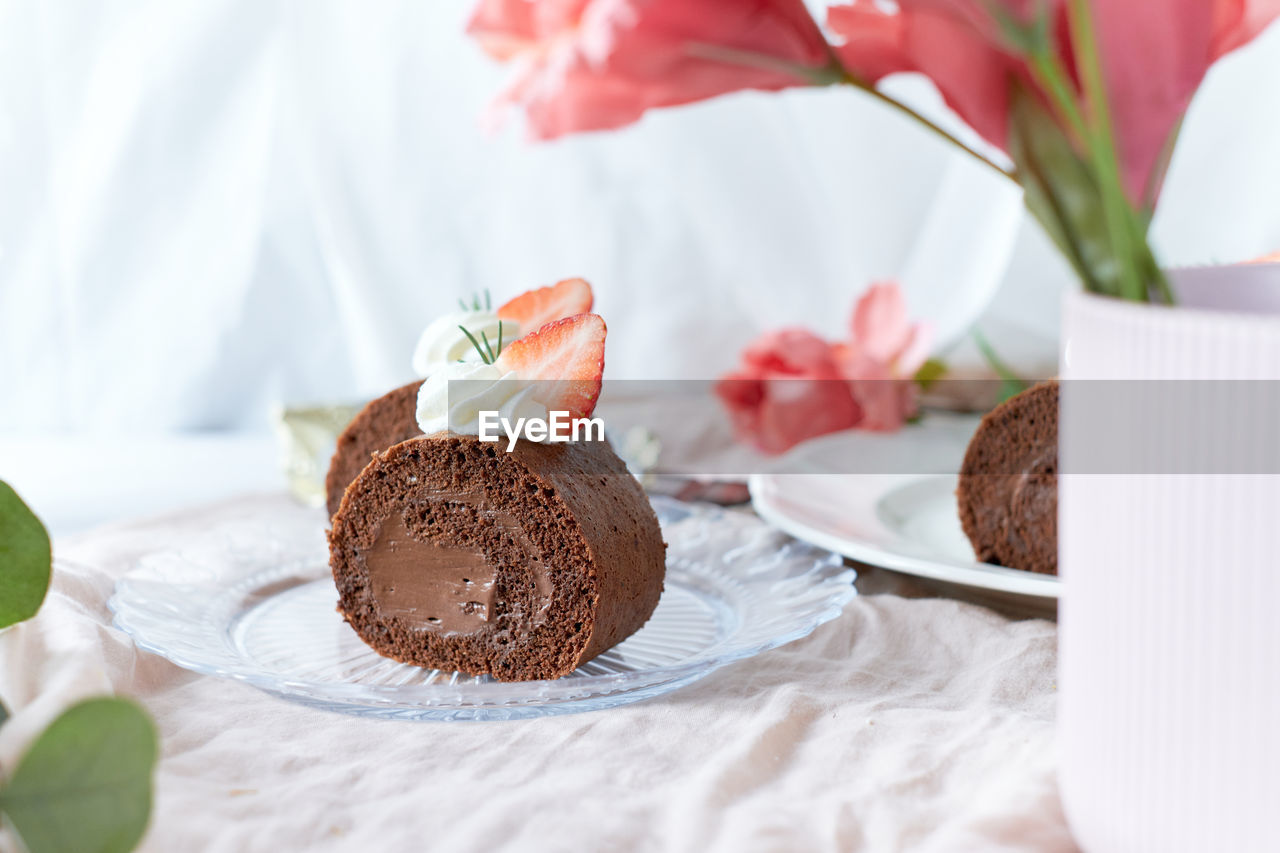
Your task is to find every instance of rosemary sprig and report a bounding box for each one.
[457,289,494,313]
[458,321,506,364]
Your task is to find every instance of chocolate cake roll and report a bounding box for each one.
[325,380,423,517]
[328,434,667,681]
[956,381,1059,575]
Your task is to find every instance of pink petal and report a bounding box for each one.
[849,379,918,431]
[1092,0,1277,203]
[474,0,831,140]
[1090,0,1219,203]
[755,376,862,453]
[1213,0,1280,56]
[718,325,862,453]
[467,0,545,60]
[742,328,840,375]
[828,1,1015,152]
[894,320,934,377]
[824,2,914,80]
[850,281,909,363]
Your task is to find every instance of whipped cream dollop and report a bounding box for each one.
[416,360,549,439]
[411,312,520,377]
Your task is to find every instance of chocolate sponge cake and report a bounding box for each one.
[956,381,1059,575]
[325,380,423,517]
[328,433,667,681]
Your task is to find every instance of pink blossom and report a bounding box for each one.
[715,329,862,455]
[1092,0,1280,202]
[837,281,933,431]
[717,282,932,453]
[467,0,832,140]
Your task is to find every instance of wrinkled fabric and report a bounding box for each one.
[0,494,1071,852]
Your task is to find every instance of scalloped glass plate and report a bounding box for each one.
[109,497,853,721]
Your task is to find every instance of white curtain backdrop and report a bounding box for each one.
[2,0,1279,434]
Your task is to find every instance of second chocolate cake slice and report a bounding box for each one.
[956,380,1059,575]
[324,380,424,518]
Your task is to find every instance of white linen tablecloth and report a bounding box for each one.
[0,494,1073,852]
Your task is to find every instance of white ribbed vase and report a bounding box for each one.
[1059,268,1280,853]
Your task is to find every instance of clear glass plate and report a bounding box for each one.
[109,497,853,721]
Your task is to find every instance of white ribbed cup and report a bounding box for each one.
[1059,271,1280,852]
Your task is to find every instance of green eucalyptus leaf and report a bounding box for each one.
[0,698,8,728]
[0,698,158,853]
[0,480,52,629]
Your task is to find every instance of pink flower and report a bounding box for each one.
[467,0,832,140]
[1094,0,1280,202]
[837,281,933,431]
[827,0,1280,205]
[717,282,931,453]
[716,329,862,455]
[848,281,933,373]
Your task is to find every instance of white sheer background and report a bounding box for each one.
[3,0,1279,531]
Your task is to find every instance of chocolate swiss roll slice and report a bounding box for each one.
[956,380,1059,575]
[328,433,667,681]
[324,380,424,518]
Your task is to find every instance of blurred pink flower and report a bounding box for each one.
[467,0,832,140]
[848,281,933,373]
[717,282,931,453]
[837,281,933,431]
[827,0,1280,205]
[716,329,862,455]
[1097,0,1280,201]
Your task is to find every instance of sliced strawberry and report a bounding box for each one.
[497,278,593,335]
[496,313,605,419]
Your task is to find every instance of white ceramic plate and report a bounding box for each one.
[750,471,1060,599]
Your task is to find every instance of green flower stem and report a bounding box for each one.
[685,41,1015,181]
[1022,50,1123,295]
[690,20,1173,304]
[1131,217,1175,304]
[1065,0,1148,301]
[1143,116,1183,215]
[1009,101,1099,290]
[840,73,1016,181]
[1027,53,1090,147]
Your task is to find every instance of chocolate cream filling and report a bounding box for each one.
[363,491,553,637]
